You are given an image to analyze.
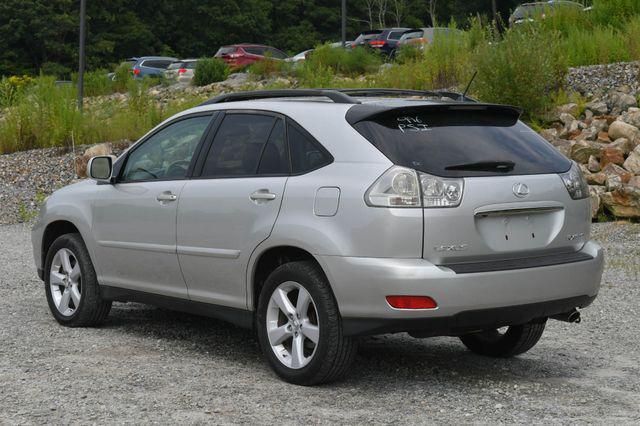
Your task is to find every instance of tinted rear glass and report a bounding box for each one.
[352,108,571,177]
[167,62,184,70]
[400,31,423,41]
[244,47,266,56]
[355,32,382,42]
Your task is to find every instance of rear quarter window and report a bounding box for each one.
[351,108,571,178]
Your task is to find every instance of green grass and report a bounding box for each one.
[0,76,205,154]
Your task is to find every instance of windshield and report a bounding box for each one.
[351,108,571,177]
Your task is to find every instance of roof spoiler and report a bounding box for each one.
[345,103,523,126]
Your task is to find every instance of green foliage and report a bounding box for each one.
[112,62,134,93]
[193,58,229,86]
[473,28,567,119]
[72,69,113,97]
[248,59,293,79]
[298,44,382,80]
[0,75,204,154]
[0,75,34,107]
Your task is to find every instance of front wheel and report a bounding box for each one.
[256,261,357,385]
[459,319,547,357]
[44,233,111,327]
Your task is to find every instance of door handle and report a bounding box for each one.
[250,189,277,202]
[156,191,178,202]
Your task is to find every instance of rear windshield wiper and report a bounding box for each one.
[445,161,515,172]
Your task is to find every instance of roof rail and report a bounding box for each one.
[199,89,360,106]
[334,88,476,102]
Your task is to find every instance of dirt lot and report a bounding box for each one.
[1,222,639,424]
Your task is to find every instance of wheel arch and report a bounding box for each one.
[41,220,83,269]
[249,245,333,312]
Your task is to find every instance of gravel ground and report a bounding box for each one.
[0,222,639,424]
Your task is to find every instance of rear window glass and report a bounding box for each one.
[244,47,267,56]
[351,108,571,177]
[167,62,184,70]
[400,31,423,41]
[388,31,406,40]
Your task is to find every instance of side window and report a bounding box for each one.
[201,114,276,177]
[288,123,331,174]
[388,31,405,40]
[257,119,289,175]
[121,115,211,182]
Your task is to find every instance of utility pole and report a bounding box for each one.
[491,0,498,24]
[341,0,346,47]
[77,0,86,112]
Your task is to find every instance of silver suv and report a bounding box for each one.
[32,89,604,385]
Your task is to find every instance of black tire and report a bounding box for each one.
[44,233,111,327]
[256,261,357,385]
[459,319,547,357]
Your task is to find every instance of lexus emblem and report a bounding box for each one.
[513,183,530,198]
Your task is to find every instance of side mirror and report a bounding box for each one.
[88,155,115,183]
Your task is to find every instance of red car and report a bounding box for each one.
[214,44,288,68]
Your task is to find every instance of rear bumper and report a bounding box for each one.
[317,240,604,336]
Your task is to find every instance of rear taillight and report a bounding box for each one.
[369,40,385,47]
[365,166,421,207]
[365,166,464,208]
[560,162,589,200]
[178,68,187,74]
[419,173,464,208]
[386,296,438,309]
[132,68,140,75]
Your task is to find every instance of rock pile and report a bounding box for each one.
[542,87,640,218]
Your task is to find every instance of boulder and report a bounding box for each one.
[585,100,608,115]
[622,109,640,128]
[588,185,605,219]
[609,138,633,155]
[84,143,111,158]
[602,163,634,184]
[570,140,601,164]
[587,155,600,172]
[600,146,625,167]
[591,118,609,133]
[608,91,638,114]
[596,131,611,143]
[601,187,640,218]
[559,113,576,126]
[608,120,640,144]
[586,172,606,186]
[628,175,640,189]
[623,149,640,174]
[557,103,580,118]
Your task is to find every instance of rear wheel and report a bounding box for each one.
[459,319,547,357]
[256,261,357,385]
[44,233,111,327]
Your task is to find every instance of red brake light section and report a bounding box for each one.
[132,68,140,75]
[178,68,187,74]
[369,40,386,47]
[386,296,438,309]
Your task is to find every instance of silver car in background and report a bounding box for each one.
[31,89,603,385]
[164,59,197,83]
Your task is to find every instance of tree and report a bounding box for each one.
[427,0,438,26]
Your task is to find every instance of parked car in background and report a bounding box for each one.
[509,1,588,26]
[215,44,288,69]
[352,28,409,56]
[129,56,178,78]
[286,49,313,63]
[164,59,197,83]
[397,27,463,50]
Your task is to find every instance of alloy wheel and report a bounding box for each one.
[49,248,82,317]
[266,281,320,369]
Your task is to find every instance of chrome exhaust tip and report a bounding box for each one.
[551,308,581,323]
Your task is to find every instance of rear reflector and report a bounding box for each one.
[386,295,438,309]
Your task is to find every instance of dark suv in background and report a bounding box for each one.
[215,44,288,68]
[129,56,177,78]
[352,28,409,56]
